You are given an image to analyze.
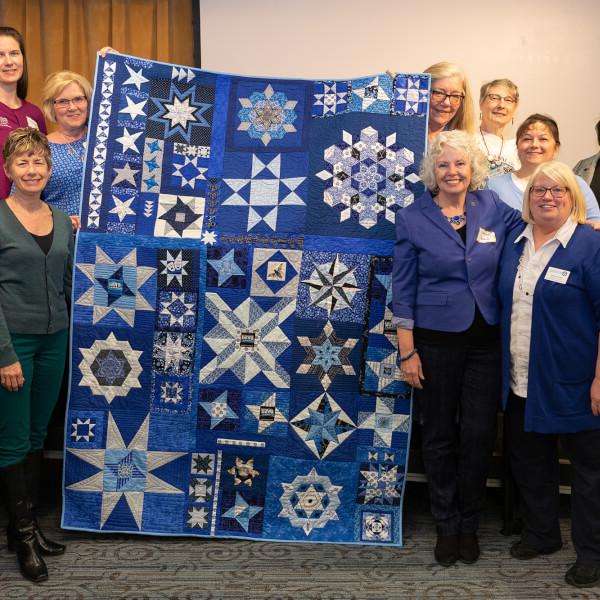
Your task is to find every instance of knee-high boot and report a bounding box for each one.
[0,460,48,583]
[24,449,65,556]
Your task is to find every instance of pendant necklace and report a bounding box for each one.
[480,127,504,171]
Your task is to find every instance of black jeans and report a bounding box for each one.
[506,392,600,566]
[415,340,500,535]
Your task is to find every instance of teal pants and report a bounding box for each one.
[0,329,68,467]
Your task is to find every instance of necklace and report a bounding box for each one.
[433,198,467,227]
[480,127,505,171]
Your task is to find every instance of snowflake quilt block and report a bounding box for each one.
[64,52,429,546]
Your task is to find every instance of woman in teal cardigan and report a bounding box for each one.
[0,128,73,583]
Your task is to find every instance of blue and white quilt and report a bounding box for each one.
[61,53,429,546]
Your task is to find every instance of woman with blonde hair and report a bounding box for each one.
[393,130,521,566]
[424,62,475,139]
[498,161,600,588]
[478,78,520,177]
[40,70,93,228]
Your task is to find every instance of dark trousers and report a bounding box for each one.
[0,330,68,467]
[506,392,600,567]
[415,340,500,535]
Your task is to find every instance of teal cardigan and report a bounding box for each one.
[0,201,73,367]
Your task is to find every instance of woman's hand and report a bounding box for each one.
[0,361,24,392]
[70,215,81,231]
[400,353,425,389]
[587,221,600,231]
[591,376,600,416]
[98,46,118,57]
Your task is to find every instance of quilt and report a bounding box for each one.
[61,53,430,546]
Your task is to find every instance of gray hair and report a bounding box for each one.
[419,130,488,193]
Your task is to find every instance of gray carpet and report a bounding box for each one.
[0,484,597,600]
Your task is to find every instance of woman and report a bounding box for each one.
[424,62,475,139]
[478,78,520,177]
[392,130,521,566]
[0,27,46,199]
[0,128,73,583]
[487,114,600,221]
[40,70,93,228]
[573,119,600,205]
[498,161,600,588]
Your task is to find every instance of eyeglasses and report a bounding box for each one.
[485,93,517,105]
[530,186,569,198]
[430,89,464,106]
[53,96,88,108]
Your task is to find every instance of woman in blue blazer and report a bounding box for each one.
[393,130,522,566]
[497,161,600,589]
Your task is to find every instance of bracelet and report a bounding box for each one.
[399,348,418,362]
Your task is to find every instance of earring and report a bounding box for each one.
[479,112,482,121]
[512,118,514,125]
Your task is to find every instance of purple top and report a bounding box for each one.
[0,100,47,199]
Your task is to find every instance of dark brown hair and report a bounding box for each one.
[0,27,28,99]
[516,113,560,145]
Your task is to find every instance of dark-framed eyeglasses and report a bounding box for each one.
[430,89,464,106]
[530,186,569,199]
[53,96,88,108]
[485,93,516,105]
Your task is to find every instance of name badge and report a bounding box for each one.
[476,227,496,243]
[545,267,570,284]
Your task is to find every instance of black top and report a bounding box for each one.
[590,160,600,207]
[30,228,54,255]
[413,224,500,346]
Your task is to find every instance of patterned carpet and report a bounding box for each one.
[0,483,594,600]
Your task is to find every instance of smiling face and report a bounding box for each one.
[5,151,51,195]
[529,172,572,229]
[480,84,518,132]
[517,122,559,169]
[0,35,23,89]
[53,81,89,133]
[434,145,472,198]
[429,76,463,133]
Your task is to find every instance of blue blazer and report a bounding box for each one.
[498,223,600,433]
[392,189,522,331]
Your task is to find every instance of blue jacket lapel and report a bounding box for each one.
[465,192,481,251]
[420,192,465,247]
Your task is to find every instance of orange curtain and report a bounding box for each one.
[0,0,196,114]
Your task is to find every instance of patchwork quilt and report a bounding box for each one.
[62,53,430,546]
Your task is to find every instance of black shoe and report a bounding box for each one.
[23,450,66,556]
[459,532,480,564]
[0,461,48,583]
[435,534,459,567]
[7,519,65,557]
[509,540,562,560]
[565,564,600,588]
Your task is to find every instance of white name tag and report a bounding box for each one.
[545,267,570,284]
[476,227,496,243]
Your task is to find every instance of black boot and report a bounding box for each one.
[23,449,65,556]
[0,460,48,583]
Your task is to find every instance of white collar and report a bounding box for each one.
[515,217,577,248]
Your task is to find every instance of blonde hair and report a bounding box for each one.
[522,161,586,225]
[419,130,488,193]
[424,62,475,133]
[42,70,92,123]
[479,78,519,104]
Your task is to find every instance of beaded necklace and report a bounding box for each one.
[480,127,505,171]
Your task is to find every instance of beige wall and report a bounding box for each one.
[200,0,600,167]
